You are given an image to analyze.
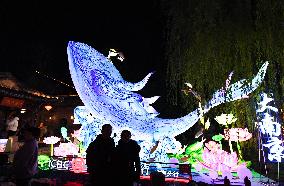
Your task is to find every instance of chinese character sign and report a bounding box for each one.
[256,93,284,162]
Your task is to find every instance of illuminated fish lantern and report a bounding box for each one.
[67,41,268,160]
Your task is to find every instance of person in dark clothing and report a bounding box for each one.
[115,130,141,186]
[150,171,165,186]
[244,176,251,186]
[13,127,40,186]
[224,176,231,185]
[86,124,115,186]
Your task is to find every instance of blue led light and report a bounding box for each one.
[68,41,268,161]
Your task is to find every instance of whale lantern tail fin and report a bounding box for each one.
[205,61,269,111]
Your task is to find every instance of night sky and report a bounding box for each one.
[0,1,164,96]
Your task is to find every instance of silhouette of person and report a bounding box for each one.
[115,130,141,186]
[13,127,40,186]
[86,124,115,186]
[224,176,231,185]
[150,171,166,186]
[244,176,251,186]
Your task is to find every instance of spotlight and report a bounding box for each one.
[44,105,52,111]
[20,108,26,113]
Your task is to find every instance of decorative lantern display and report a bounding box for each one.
[43,136,61,156]
[170,113,252,179]
[54,142,79,157]
[38,155,51,170]
[71,157,86,173]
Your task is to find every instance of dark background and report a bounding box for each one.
[0,1,165,96]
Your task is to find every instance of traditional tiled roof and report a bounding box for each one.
[0,72,60,102]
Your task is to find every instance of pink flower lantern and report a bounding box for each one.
[209,170,218,180]
[222,170,233,180]
[205,141,221,153]
[201,141,242,173]
[54,142,79,157]
[224,128,252,142]
[237,165,252,181]
[237,128,252,142]
[224,128,252,158]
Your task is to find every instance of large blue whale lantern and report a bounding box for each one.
[67,41,268,161]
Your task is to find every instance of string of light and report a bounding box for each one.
[35,70,75,89]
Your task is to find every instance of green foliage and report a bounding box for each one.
[160,0,284,111]
[185,141,204,153]
[168,141,204,165]
[186,150,203,165]
[159,0,284,165]
[212,134,224,142]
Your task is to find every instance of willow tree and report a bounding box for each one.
[159,0,284,172]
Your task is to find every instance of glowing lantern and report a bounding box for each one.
[44,105,52,111]
[0,139,8,153]
[222,170,233,180]
[71,128,82,141]
[195,163,202,172]
[201,141,242,173]
[43,136,61,156]
[237,166,252,181]
[20,108,26,113]
[38,155,51,170]
[224,128,252,158]
[184,139,205,165]
[205,141,221,153]
[71,157,86,173]
[61,127,70,142]
[212,134,224,150]
[54,142,79,157]
[68,41,268,163]
[209,170,218,180]
[215,114,237,127]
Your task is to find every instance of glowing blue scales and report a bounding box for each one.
[67,41,268,162]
